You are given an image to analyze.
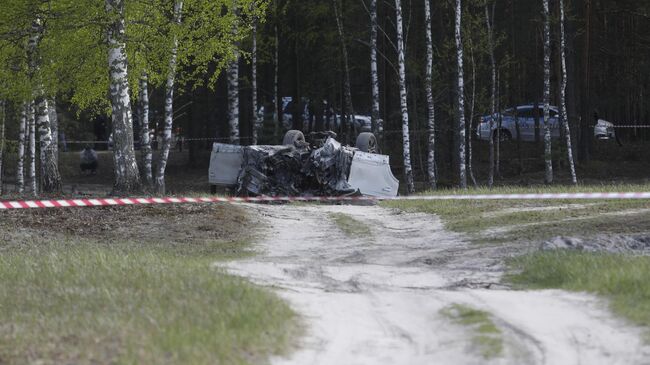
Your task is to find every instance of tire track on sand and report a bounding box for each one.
[221,204,649,365]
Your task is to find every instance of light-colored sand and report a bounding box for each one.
[221,204,649,365]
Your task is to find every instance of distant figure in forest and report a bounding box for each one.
[80,146,98,175]
[594,112,623,147]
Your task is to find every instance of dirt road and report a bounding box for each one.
[223,204,649,365]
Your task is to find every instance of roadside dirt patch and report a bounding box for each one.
[0,203,251,248]
[224,204,650,365]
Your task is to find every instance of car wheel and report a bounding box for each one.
[493,129,512,143]
[356,132,379,153]
[283,130,305,145]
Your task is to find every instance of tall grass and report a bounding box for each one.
[0,243,297,364]
[508,251,650,329]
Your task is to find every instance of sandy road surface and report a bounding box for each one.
[222,204,650,365]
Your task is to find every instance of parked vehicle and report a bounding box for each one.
[476,104,560,142]
[260,97,372,134]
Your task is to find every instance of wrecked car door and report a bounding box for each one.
[347,152,399,198]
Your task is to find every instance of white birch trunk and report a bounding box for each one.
[333,0,354,144]
[155,0,183,195]
[35,97,62,193]
[0,101,4,195]
[468,46,478,187]
[106,0,141,193]
[139,72,153,186]
[424,0,436,190]
[485,3,496,188]
[251,16,259,145]
[455,0,467,189]
[27,102,37,195]
[48,99,58,157]
[16,103,26,194]
[273,21,280,141]
[395,0,414,193]
[559,0,577,184]
[28,19,62,193]
[228,0,240,144]
[543,0,553,184]
[370,0,381,135]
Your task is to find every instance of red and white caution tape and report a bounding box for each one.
[1,192,650,210]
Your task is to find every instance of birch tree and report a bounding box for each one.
[139,72,153,186]
[395,0,414,193]
[485,2,496,188]
[228,0,240,144]
[27,102,37,195]
[424,0,436,190]
[154,1,184,195]
[542,0,553,184]
[106,0,141,193]
[333,0,354,144]
[370,0,381,136]
[16,104,26,194]
[48,100,58,157]
[251,14,259,145]
[273,21,280,141]
[455,0,467,189]
[28,19,62,193]
[559,0,577,184]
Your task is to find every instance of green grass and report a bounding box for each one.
[440,304,503,359]
[416,183,650,196]
[329,212,372,238]
[0,205,297,364]
[382,184,650,243]
[508,251,650,331]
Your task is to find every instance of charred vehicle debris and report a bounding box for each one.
[209,130,399,198]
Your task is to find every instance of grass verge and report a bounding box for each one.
[507,251,650,330]
[440,304,503,359]
[0,205,297,364]
[382,184,650,243]
[329,212,372,238]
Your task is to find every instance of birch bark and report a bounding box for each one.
[273,22,280,141]
[395,0,414,193]
[154,0,183,195]
[27,102,37,195]
[16,104,26,194]
[543,0,553,184]
[333,0,354,145]
[28,19,62,193]
[48,100,58,157]
[139,72,153,186]
[106,0,141,193]
[559,0,577,184]
[468,45,477,187]
[370,0,381,136]
[251,16,259,145]
[228,0,240,144]
[424,0,436,190]
[35,98,62,193]
[455,0,467,189]
[485,2,496,188]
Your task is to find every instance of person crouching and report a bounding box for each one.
[80,146,98,175]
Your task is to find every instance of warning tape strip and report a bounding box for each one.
[1,192,650,210]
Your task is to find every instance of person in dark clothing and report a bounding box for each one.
[80,146,98,175]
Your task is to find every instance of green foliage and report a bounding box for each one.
[0,0,268,117]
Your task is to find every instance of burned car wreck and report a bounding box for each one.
[209,130,399,197]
